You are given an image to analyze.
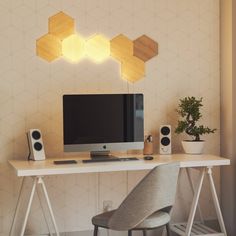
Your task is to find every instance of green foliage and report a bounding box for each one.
[175,97,216,141]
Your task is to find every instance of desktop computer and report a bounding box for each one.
[63,94,144,162]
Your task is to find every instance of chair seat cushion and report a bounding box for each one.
[92,210,170,230]
[92,210,116,228]
[134,211,170,229]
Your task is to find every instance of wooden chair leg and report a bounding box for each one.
[166,223,171,236]
[94,225,99,236]
[128,230,132,236]
[142,229,147,236]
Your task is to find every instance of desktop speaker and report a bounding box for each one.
[160,125,171,155]
[27,129,45,161]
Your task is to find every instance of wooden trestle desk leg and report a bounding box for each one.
[10,176,60,236]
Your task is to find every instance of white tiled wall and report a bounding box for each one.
[0,0,220,235]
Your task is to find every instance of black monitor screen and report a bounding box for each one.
[63,94,144,146]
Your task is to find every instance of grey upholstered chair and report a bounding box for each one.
[92,162,180,236]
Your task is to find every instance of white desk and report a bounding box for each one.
[9,154,230,236]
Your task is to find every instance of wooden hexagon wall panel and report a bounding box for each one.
[36,12,159,83]
[133,35,158,62]
[36,34,62,62]
[110,34,133,62]
[121,56,145,83]
[49,12,75,40]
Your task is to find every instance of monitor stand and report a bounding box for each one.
[90,151,117,159]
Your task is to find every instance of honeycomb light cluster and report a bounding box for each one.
[36,11,158,82]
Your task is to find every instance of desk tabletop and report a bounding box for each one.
[8,154,230,177]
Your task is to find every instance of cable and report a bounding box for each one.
[127,81,130,94]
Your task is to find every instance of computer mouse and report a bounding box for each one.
[144,156,153,161]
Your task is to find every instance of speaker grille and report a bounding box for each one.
[32,130,41,140]
[161,126,170,135]
[34,142,43,151]
[161,137,170,146]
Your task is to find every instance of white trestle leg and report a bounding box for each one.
[185,168,205,236]
[207,167,227,235]
[10,176,60,236]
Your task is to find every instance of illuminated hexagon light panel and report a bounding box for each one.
[62,34,85,63]
[36,11,159,83]
[86,34,110,63]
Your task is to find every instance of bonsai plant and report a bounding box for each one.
[175,96,216,154]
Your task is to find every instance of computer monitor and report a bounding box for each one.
[63,94,144,156]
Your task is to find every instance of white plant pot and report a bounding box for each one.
[181,140,205,154]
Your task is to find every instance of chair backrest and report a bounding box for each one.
[108,162,180,231]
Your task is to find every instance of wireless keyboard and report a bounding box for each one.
[54,160,77,164]
[82,157,139,163]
